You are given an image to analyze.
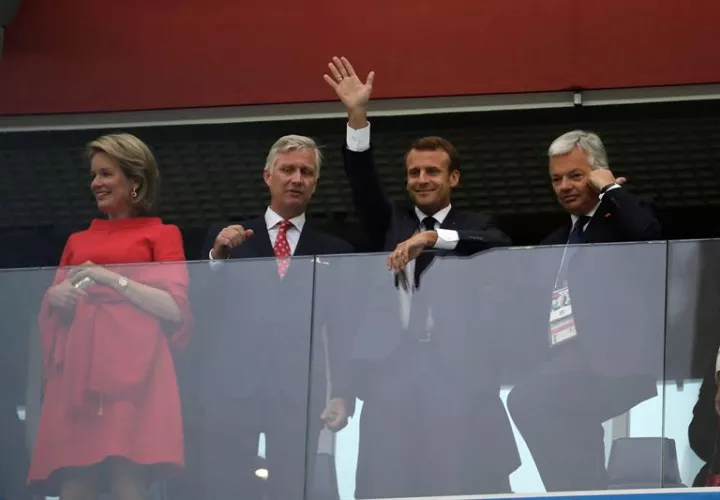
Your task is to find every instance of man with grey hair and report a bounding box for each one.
[210,134,323,258]
[540,129,660,243]
[193,134,355,500]
[507,130,662,492]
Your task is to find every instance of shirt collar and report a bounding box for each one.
[570,201,600,226]
[265,207,306,232]
[415,203,452,226]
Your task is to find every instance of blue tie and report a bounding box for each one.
[568,216,590,244]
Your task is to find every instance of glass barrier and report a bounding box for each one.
[179,257,317,500]
[664,239,720,489]
[0,258,318,500]
[1,241,719,500]
[0,266,54,500]
[311,242,669,499]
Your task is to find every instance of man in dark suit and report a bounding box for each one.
[507,130,664,492]
[324,57,509,259]
[324,57,520,498]
[194,135,354,500]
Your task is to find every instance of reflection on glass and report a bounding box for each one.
[315,242,670,498]
[185,256,318,500]
[667,240,720,489]
[3,240,720,499]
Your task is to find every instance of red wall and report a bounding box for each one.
[0,0,718,115]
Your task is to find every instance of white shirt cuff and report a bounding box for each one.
[598,183,621,200]
[346,123,371,152]
[434,229,459,250]
[209,248,225,268]
[715,346,720,374]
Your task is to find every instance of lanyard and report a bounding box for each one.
[552,235,574,290]
[553,217,592,289]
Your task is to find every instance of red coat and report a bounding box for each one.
[28,217,193,491]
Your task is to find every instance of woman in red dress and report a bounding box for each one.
[28,134,193,500]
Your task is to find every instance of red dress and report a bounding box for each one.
[27,217,193,492]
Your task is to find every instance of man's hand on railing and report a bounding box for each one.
[387,231,437,273]
[321,397,349,432]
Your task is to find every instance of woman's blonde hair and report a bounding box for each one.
[86,133,160,215]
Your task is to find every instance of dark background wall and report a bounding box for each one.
[1,100,719,266]
[1,0,719,115]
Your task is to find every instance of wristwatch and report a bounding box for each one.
[117,276,129,290]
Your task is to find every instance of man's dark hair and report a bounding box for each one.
[405,136,461,172]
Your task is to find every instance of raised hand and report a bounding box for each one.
[323,56,375,112]
[212,225,254,260]
[588,168,627,192]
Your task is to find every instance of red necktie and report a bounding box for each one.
[273,220,292,278]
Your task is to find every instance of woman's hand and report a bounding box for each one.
[68,261,120,287]
[47,278,87,310]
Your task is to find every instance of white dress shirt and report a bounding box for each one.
[570,202,600,234]
[209,207,306,260]
[346,123,459,250]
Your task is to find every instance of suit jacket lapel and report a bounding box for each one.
[246,217,275,258]
[398,207,419,243]
[294,224,317,257]
[543,223,571,245]
[549,207,609,246]
[226,217,278,284]
[440,207,461,230]
[282,223,322,282]
[584,204,613,243]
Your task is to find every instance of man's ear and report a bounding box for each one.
[450,169,460,188]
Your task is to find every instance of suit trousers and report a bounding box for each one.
[198,385,323,500]
[507,339,657,492]
[355,338,514,499]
